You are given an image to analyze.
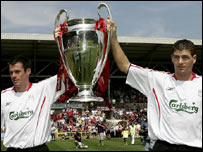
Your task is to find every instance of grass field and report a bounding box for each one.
[1,138,145,151]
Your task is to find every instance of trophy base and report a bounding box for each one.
[69,96,103,102]
[69,88,103,102]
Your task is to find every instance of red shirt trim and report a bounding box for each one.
[36,96,46,127]
[153,88,161,120]
[172,72,197,81]
[13,83,33,92]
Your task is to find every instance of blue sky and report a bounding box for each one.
[1,1,202,39]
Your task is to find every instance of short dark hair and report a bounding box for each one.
[172,39,196,56]
[8,55,31,71]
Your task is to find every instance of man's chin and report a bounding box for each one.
[13,84,20,88]
[177,71,191,78]
[177,69,186,74]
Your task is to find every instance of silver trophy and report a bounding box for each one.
[55,3,112,102]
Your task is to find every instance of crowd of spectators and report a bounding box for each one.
[51,109,105,134]
[50,107,147,140]
[51,80,148,138]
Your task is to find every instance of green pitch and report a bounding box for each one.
[1,138,145,151]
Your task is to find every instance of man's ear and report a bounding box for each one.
[26,68,31,75]
[171,55,174,64]
[193,54,197,64]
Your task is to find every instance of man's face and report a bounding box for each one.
[9,62,31,89]
[171,49,196,75]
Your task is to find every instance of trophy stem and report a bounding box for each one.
[69,86,104,102]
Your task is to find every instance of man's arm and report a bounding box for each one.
[107,17,130,74]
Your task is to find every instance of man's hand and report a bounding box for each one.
[107,16,117,40]
[54,26,62,39]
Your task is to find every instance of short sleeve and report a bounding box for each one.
[126,64,151,96]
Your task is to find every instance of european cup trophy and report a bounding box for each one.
[55,3,112,103]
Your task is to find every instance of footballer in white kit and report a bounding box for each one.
[107,17,202,151]
[126,64,202,148]
[1,75,65,149]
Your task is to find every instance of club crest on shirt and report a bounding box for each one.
[28,94,34,102]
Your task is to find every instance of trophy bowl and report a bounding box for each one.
[55,3,112,103]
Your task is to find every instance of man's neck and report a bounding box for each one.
[15,82,31,92]
[174,72,195,81]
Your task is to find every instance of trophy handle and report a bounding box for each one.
[54,9,76,85]
[55,9,69,28]
[97,3,112,20]
[54,9,69,64]
[93,3,112,86]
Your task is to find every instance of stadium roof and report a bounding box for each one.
[1,33,202,90]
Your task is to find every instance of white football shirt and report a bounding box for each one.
[1,75,65,148]
[126,64,202,148]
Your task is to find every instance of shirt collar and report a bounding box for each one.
[172,72,196,81]
[13,83,33,92]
